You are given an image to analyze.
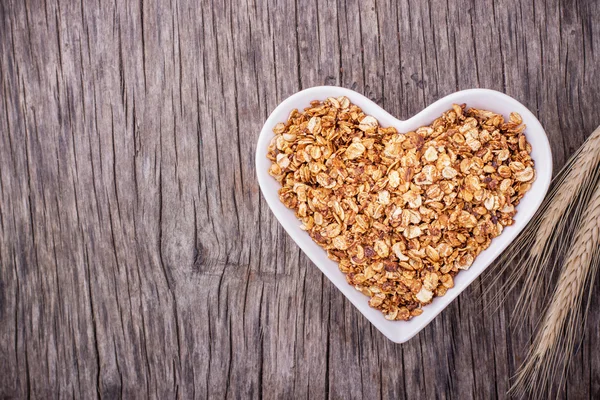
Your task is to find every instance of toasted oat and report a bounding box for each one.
[267,97,535,320]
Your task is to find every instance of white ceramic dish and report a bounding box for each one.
[255,86,552,343]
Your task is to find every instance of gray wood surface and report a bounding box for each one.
[1,0,599,398]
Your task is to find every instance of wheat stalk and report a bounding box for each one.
[510,178,600,398]
[482,126,600,317]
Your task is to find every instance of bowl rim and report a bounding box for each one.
[255,86,552,343]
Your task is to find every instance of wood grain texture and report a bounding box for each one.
[0,0,599,398]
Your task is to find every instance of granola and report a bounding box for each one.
[267,97,535,320]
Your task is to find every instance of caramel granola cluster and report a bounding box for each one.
[267,96,535,320]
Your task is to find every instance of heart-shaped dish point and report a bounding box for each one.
[256,86,552,343]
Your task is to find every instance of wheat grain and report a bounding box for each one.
[510,178,600,399]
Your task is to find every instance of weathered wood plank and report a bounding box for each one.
[0,0,599,399]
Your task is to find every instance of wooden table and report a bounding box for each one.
[1,0,599,398]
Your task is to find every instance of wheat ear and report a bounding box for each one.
[483,126,600,315]
[531,126,600,256]
[510,178,600,399]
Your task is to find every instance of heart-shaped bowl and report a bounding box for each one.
[256,86,552,343]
